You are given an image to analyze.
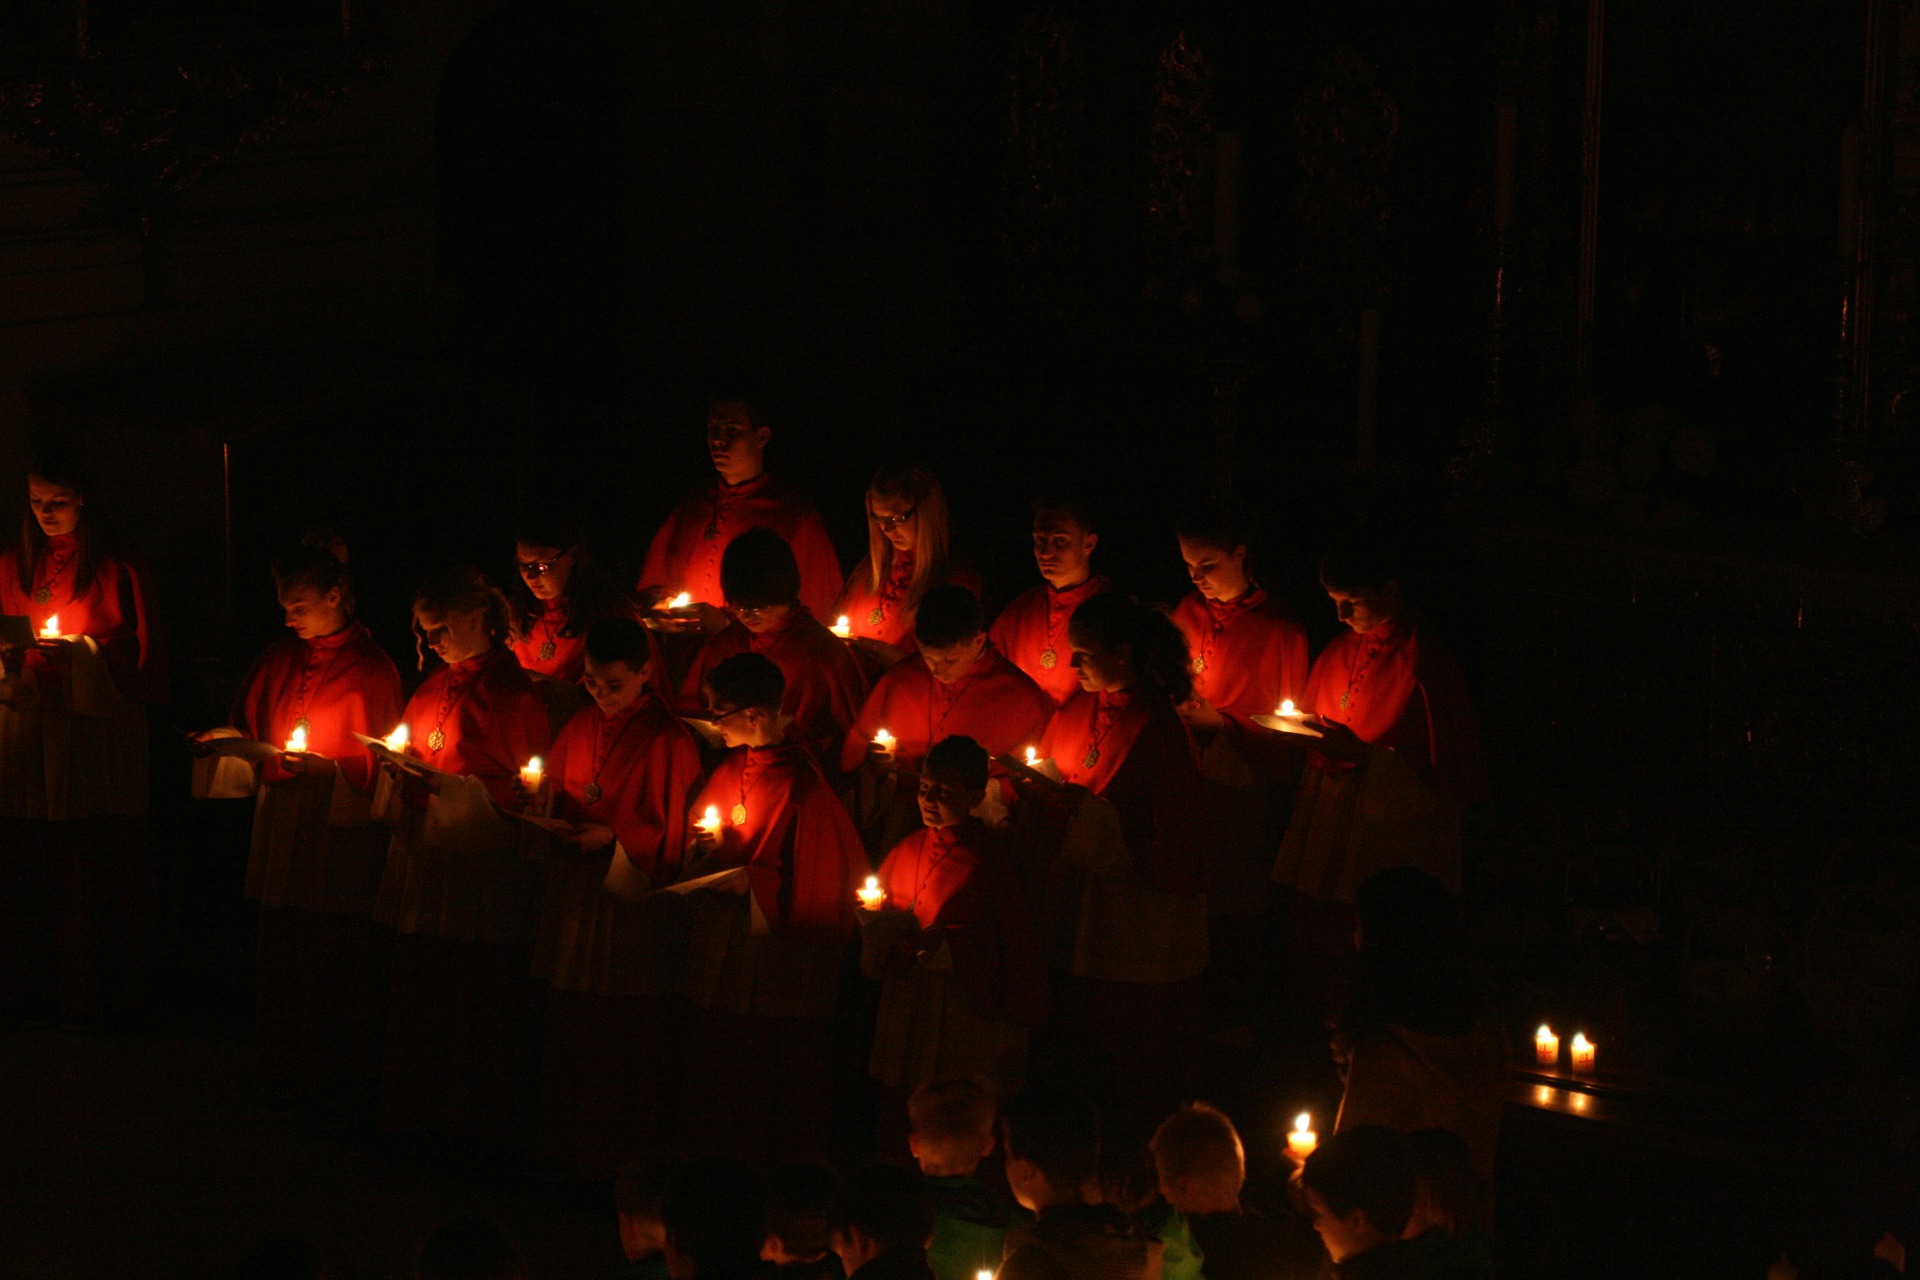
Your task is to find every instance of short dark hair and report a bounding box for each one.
[1030,489,1100,535]
[1319,530,1403,595]
[923,736,989,792]
[704,652,786,714]
[908,1078,996,1151]
[1067,592,1194,704]
[272,542,354,617]
[766,1161,839,1259]
[1406,1128,1484,1237]
[663,1158,768,1274]
[913,585,984,650]
[1175,494,1261,561]
[999,1089,1100,1199]
[1300,1126,1417,1241]
[586,615,654,671]
[827,1163,934,1252]
[721,528,802,611]
[616,1150,686,1223]
[415,1214,529,1280]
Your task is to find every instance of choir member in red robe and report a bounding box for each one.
[530,616,704,1177]
[1272,534,1487,1021]
[988,492,1113,707]
[0,452,166,1026]
[508,510,642,729]
[1029,593,1208,1126]
[864,735,1048,1100]
[674,652,867,1167]
[215,543,403,1104]
[373,567,552,1150]
[840,585,1053,854]
[834,464,981,670]
[1168,500,1309,1035]
[638,396,844,627]
[680,528,869,775]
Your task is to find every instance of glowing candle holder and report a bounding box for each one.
[872,728,896,754]
[1535,1023,1560,1068]
[1570,1033,1596,1075]
[1287,1112,1318,1160]
[697,805,723,838]
[666,592,692,611]
[832,615,853,639]
[976,1270,994,1280]
[1024,746,1039,767]
[519,756,544,790]
[285,725,310,754]
[1278,698,1300,718]
[858,874,886,911]
[39,614,60,640]
[384,723,410,752]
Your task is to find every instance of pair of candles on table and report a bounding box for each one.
[1535,1024,1597,1074]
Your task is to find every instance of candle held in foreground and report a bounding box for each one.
[1278,698,1299,718]
[1535,1023,1559,1067]
[519,757,544,790]
[285,725,309,754]
[1287,1112,1317,1159]
[384,723,410,751]
[667,592,692,610]
[977,1271,994,1280]
[1570,1032,1596,1075]
[873,728,895,752]
[832,615,852,639]
[697,805,723,837]
[40,614,59,639]
[1024,746,1038,766]
[858,875,885,911]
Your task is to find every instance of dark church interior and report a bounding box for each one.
[2,1,1917,1277]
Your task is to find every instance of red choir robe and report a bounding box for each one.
[229,620,403,1096]
[675,737,867,1165]
[835,553,984,652]
[1169,586,1309,727]
[680,607,869,774]
[0,537,167,706]
[867,819,1049,1094]
[510,600,595,685]
[988,575,1113,706]
[640,472,845,620]
[533,692,704,1176]
[374,646,551,1145]
[838,643,1054,775]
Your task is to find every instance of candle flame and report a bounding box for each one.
[385,723,410,751]
[1025,746,1038,765]
[832,615,852,637]
[698,804,722,834]
[1571,1032,1591,1051]
[286,725,309,753]
[1536,1023,1555,1041]
[1279,698,1297,717]
[865,875,880,893]
[668,592,692,610]
[522,756,543,779]
[40,614,59,639]
[1294,1112,1312,1134]
[874,728,895,747]
[977,1271,993,1280]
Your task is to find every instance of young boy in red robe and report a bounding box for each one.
[675,652,867,1167]
[681,527,869,776]
[638,396,844,626]
[218,542,403,1105]
[1029,593,1209,1128]
[840,586,1053,853]
[530,615,704,1178]
[988,493,1112,707]
[864,735,1049,1103]
[373,568,551,1149]
[1272,533,1487,1021]
[509,510,639,728]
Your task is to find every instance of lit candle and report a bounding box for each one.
[858,874,886,911]
[39,614,60,639]
[518,757,544,791]
[285,725,309,753]
[1024,746,1039,767]
[1278,698,1300,718]
[1535,1023,1560,1068]
[384,723,410,751]
[696,805,723,838]
[976,1271,994,1280]
[667,592,692,611]
[1570,1032,1596,1075]
[1287,1112,1318,1160]
[832,615,853,639]
[872,728,895,754]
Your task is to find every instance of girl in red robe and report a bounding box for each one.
[1030,592,1208,1127]
[834,464,980,671]
[1168,501,1310,1036]
[216,542,404,1103]
[674,652,867,1168]
[530,615,704,1178]
[865,735,1049,1102]
[0,453,166,1026]
[507,512,639,730]
[373,567,551,1149]
[988,493,1113,707]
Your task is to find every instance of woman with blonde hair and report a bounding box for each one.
[834,463,977,668]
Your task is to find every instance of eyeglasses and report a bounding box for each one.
[515,550,573,579]
[731,604,781,622]
[705,705,751,724]
[870,506,917,530]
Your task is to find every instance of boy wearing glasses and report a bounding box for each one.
[863,736,1048,1102]
[675,652,868,1166]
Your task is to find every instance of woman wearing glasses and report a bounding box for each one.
[833,463,978,669]
[507,511,640,730]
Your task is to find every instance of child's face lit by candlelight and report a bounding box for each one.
[1032,512,1097,590]
[1178,536,1250,604]
[869,492,919,554]
[415,605,490,664]
[515,542,574,602]
[1324,580,1402,634]
[27,476,82,538]
[583,655,650,717]
[1068,628,1132,693]
[279,584,348,641]
[917,773,981,828]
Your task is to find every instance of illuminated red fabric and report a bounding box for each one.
[547,694,703,881]
[835,554,984,651]
[394,647,551,811]
[230,620,404,791]
[987,575,1113,706]
[1168,586,1309,724]
[513,603,671,699]
[684,739,866,941]
[876,819,1050,1025]
[838,643,1053,775]
[680,607,869,772]
[1301,610,1487,801]
[639,472,844,620]
[1038,688,1208,894]
[0,538,167,702]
